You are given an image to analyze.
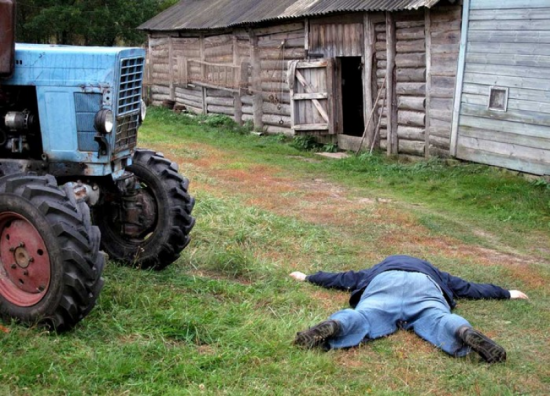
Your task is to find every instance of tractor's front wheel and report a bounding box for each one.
[94,149,195,270]
[0,175,104,331]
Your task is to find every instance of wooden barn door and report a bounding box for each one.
[288,60,336,135]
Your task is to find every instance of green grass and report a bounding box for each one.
[1,107,549,395]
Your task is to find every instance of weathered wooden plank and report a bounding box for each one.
[396,27,425,40]
[470,20,550,31]
[206,105,234,115]
[253,23,305,37]
[250,31,263,129]
[265,125,292,135]
[466,63,550,80]
[458,135,550,164]
[468,42,550,57]
[396,68,426,82]
[258,38,304,48]
[466,52,550,69]
[395,53,426,68]
[429,135,450,149]
[206,96,234,106]
[396,82,426,96]
[364,13,376,144]
[461,102,550,127]
[398,110,425,127]
[292,92,328,100]
[396,21,424,29]
[398,96,426,111]
[456,146,550,175]
[262,114,291,127]
[263,102,291,116]
[470,0,550,10]
[398,139,425,155]
[470,8,550,21]
[463,72,550,92]
[468,30,550,45]
[460,125,550,150]
[424,7,431,158]
[429,117,452,138]
[459,114,550,139]
[386,12,398,155]
[397,126,425,140]
[396,39,425,53]
[292,124,329,131]
[428,146,451,158]
[151,85,171,94]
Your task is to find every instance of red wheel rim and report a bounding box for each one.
[0,212,50,306]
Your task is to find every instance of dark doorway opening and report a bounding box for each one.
[340,57,364,137]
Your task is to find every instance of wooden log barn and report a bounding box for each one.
[139,0,550,175]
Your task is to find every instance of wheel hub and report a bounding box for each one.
[14,244,32,268]
[0,213,50,306]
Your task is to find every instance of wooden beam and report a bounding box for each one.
[293,92,328,100]
[364,13,376,149]
[169,37,175,101]
[233,36,243,125]
[199,34,207,114]
[292,124,329,131]
[386,12,398,155]
[450,0,470,156]
[424,8,432,158]
[249,30,264,130]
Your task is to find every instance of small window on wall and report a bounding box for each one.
[488,87,509,112]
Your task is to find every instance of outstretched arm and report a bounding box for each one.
[289,269,365,290]
[290,271,307,281]
[509,290,529,299]
[445,272,527,300]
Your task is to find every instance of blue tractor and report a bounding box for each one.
[0,0,195,331]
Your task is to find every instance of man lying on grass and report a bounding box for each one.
[290,255,529,363]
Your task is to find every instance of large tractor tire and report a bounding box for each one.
[94,149,195,270]
[0,174,104,331]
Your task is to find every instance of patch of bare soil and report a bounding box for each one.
[152,142,549,291]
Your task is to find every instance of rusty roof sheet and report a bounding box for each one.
[138,0,445,31]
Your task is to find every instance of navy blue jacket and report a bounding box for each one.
[306,255,510,309]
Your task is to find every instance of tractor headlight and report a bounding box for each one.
[94,109,114,134]
[140,99,147,123]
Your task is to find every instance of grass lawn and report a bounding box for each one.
[1,108,549,395]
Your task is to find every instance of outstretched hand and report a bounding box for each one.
[290,271,307,282]
[509,290,529,300]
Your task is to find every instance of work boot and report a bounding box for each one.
[456,325,507,363]
[294,320,341,349]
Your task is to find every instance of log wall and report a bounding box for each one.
[258,23,306,134]
[394,11,427,157]
[427,4,462,157]
[374,21,389,151]
[145,5,463,158]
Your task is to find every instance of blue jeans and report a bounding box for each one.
[328,271,471,356]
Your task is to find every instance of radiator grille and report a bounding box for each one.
[115,56,144,153]
[118,57,144,116]
[114,113,139,153]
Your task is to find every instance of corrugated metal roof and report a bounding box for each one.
[138,0,445,31]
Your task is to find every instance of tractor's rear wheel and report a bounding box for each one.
[94,149,195,270]
[0,174,104,331]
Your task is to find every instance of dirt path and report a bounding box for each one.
[155,141,549,290]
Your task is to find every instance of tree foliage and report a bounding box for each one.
[16,0,180,46]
